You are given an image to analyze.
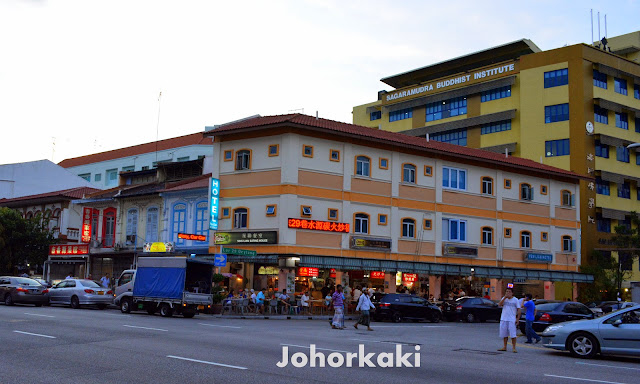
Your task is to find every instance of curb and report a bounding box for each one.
[211,315,358,321]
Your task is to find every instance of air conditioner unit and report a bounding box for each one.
[90,240,100,248]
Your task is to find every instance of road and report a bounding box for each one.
[0,304,638,384]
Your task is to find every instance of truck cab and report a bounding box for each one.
[114,269,136,307]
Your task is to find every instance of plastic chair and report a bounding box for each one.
[221,300,233,315]
[268,299,278,314]
[239,298,250,315]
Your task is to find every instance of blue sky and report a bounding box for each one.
[1,0,638,164]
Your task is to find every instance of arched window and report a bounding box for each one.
[355,156,370,177]
[354,213,369,234]
[172,203,187,244]
[482,227,493,245]
[235,150,251,170]
[561,190,573,206]
[91,209,99,240]
[102,208,117,247]
[520,183,533,201]
[146,207,158,243]
[562,235,574,252]
[482,177,493,195]
[233,208,248,229]
[126,208,138,246]
[520,231,531,248]
[25,211,33,219]
[402,218,416,238]
[402,164,416,183]
[195,201,208,239]
[50,208,61,230]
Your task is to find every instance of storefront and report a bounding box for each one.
[45,244,90,283]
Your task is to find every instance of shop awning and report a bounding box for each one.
[300,256,593,283]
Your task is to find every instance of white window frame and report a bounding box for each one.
[562,236,574,252]
[482,177,493,195]
[354,213,369,234]
[356,156,370,177]
[482,227,493,245]
[521,231,531,248]
[442,166,467,191]
[442,218,467,242]
[521,184,534,201]
[403,164,416,183]
[233,208,248,229]
[402,218,415,238]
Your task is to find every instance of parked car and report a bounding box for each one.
[0,276,50,306]
[519,301,594,333]
[590,301,638,316]
[444,297,502,323]
[542,305,640,358]
[33,278,52,289]
[48,279,113,309]
[373,293,442,323]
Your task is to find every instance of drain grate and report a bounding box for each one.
[452,348,501,356]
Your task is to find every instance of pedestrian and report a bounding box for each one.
[331,284,345,329]
[66,273,73,280]
[343,284,352,302]
[458,288,466,297]
[256,288,266,314]
[250,289,256,304]
[100,273,110,288]
[325,290,333,307]
[279,289,291,314]
[354,288,375,331]
[300,290,310,314]
[498,288,521,353]
[523,293,541,344]
[353,285,362,304]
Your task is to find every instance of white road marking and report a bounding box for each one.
[198,323,242,329]
[13,330,56,339]
[123,325,168,332]
[23,313,55,318]
[350,338,382,343]
[544,374,627,384]
[422,325,451,328]
[576,362,640,371]
[167,355,247,370]
[281,343,351,354]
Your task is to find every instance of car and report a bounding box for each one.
[48,279,113,309]
[591,301,638,316]
[33,278,52,289]
[542,305,640,358]
[519,301,594,333]
[443,297,501,323]
[373,293,442,323]
[0,276,50,306]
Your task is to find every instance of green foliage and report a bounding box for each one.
[0,207,56,274]
[579,250,617,302]
[211,273,225,303]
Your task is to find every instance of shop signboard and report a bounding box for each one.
[214,231,278,245]
[143,242,175,253]
[49,244,89,256]
[525,253,553,263]
[288,218,350,233]
[370,271,385,279]
[349,236,391,250]
[81,208,92,243]
[258,266,278,275]
[221,247,257,257]
[330,268,336,278]
[298,267,319,277]
[443,244,478,258]
[209,178,220,230]
[403,273,418,284]
[178,233,207,242]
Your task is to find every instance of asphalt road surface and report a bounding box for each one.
[1,304,638,384]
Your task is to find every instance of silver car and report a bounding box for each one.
[49,279,113,309]
[542,305,640,358]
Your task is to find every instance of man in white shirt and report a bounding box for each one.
[353,286,362,303]
[250,289,257,304]
[100,273,110,288]
[300,290,310,314]
[498,288,521,353]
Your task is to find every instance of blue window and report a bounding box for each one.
[426,97,467,122]
[637,187,640,200]
[431,128,467,146]
[596,177,610,195]
[596,214,611,233]
[595,140,609,158]
[617,146,630,163]
[635,84,640,100]
[618,182,630,199]
[442,218,466,242]
[594,105,608,124]
[370,111,381,121]
[615,112,628,130]
[636,118,640,133]
[481,120,511,135]
[544,68,568,88]
[194,201,208,240]
[442,167,466,190]
[545,139,570,157]
[172,203,187,245]
[389,108,412,122]
[481,86,511,102]
[593,70,607,89]
[545,103,569,123]
[614,78,627,95]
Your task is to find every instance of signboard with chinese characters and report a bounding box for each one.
[298,267,319,277]
[209,178,220,230]
[350,236,391,250]
[370,271,385,279]
[214,231,278,245]
[258,266,278,275]
[525,253,553,263]
[81,208,92,243]
[288,218,350,233]
[178,233,207,242]
[49,244,89,256]
[403,273,418,284]
[443,244,478,258]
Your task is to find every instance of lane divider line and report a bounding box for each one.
[167,355,248,370]
[13,330,56,339]
[281,343,351,354]
[576,362,640,371]
[544,374,627,384]
[198,323,242,329]
[123,325,168,332]
[23,313,55,318]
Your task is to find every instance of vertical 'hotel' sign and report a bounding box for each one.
[209,178,220,230]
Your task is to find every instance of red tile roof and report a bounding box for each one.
[205,114,586,180]
[58,133,211,168]
[0,187,101,206]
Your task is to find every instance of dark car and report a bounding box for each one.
[374,293,442,323]
[518,301,594,333]
[444,297,501,323]
[0,276,50,306]
[33,278,52,289]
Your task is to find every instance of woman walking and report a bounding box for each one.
[354,288,375,331]
[331,285,345,329]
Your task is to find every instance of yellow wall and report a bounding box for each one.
[353,101,382,128]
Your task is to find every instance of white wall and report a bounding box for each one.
[0,160,93,199]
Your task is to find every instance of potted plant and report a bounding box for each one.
[209,273,225,314]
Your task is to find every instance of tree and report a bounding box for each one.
[579,250,618,302]
[0,207,56,274]
[610,211,640,300]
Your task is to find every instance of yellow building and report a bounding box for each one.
[353,32,640,293]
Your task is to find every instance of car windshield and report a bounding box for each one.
[79,280,102,288]
[14,277,41,286]
[536,303,561,312]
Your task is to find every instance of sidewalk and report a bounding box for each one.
[211,313,359,321]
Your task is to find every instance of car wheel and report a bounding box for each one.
[567,333,599,359]
[160,303,173,317]
[120,298,131,314]
[466,312,476,323]
[97,304,107,310]
[429,311,441,323]
[392,312,402,323]
[70,296,80,309]
[5,294,14,306]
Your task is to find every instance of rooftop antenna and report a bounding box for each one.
[504,148,508,158]
[51,136,56,162]
[426,133,430,142]
[597,12,600,42]
[316,111,318,120]
[155,91,162,164]
[590,9,594,45]
[604,14,607,38]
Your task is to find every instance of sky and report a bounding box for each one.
[1,0,638,165]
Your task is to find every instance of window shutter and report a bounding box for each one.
[570,194,575,206]
[442,219,449,241]
[571,240,576,252]
[530,188,534,201]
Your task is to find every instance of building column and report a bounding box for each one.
[334,270,343,289]
[572,283,578,301]
[544,281,555,300]
[429,275,441,299]
[384,273,396,294]
[490,278,502,300]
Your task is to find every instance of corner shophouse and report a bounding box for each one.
[206,114,593,300]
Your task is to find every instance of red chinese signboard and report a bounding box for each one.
[49,244,89,256]
[298,267,319,277]
[178,233,207,242]
[288,218,350,233]
[330,268,336,278]
[81,207,92,243]
[370,271,385,279]
[403,273,418,283]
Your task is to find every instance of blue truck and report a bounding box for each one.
[114,257,214,318]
